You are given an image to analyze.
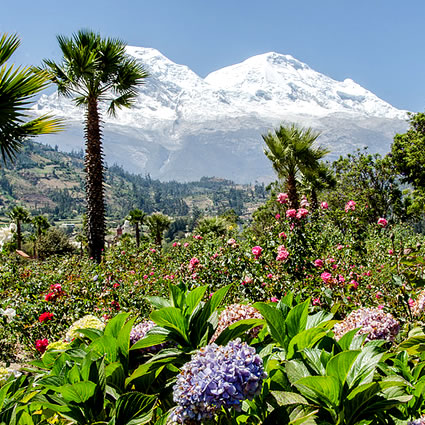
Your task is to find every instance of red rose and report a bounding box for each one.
[39,312,54,323]
[35,338,49,353]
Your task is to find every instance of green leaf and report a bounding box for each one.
[168,283,185,308]
[326,350,361,388]
[104,312,131,339]
[287,328,327,360]
[295,376,340,407]
[114,392,157,425]
[286,300,310,340]
[150,307,189,343]
[130,331,170,351]
[398,336,425,355]
[146,296,172,309]
[214,318,264,346]
[253,302,286,347]
[185,286,207,315]
[272,391,310,406]
[306,311,333,329]
[58,381,97,404]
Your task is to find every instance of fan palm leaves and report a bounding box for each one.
[40,29,149,262]
[7,205,31,250]
[263,124,329,209]
[127,208,146,248]
[0,33,63,161]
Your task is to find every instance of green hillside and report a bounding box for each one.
[0,141,266,226]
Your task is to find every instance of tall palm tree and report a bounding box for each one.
[40,30,148,263]
[8,205,31,250]
[263,124,329,209]
[146,213,171,246]
[0,33,63,161]
[32,215,50,258]
[127,208,146,248]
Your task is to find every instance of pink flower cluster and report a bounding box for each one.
[411,289,425,316]
[44,284,64,302]
[39,312,54,323]
[251,246,262,259]
[276,245,289,262]
[277,193,288,204]
[189,257,200,270]
[286,208,309,220]
[35,338,49,353]
[320,201,328,209]
[193,235,203,240]
[333,307,400,342]
[344,200,356,212]
[210,304,263,343]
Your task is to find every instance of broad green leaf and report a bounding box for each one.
[105,362,126,390]
[287,328,327,360]
[58,381,97,404]
[272,391,310,406]
[398,336,425,355]
[295,376,340,407]
[306,311,333,329]
[74,328,104,341]
[150,307,189,342]
[253,302,286,347]
[326,350,361,388]
[87,335,118,363]
[114,392,157,425]
[302,348,327,375]
[130,327,172,350]
[104,312,131,339]
[146,296,172,309]
[185,286,207,314]
[214,318,264,346]
[286,360,311,385]
[337,328,361,351]
[168,282,185,308]
[286,300,310,340]
[126,357,177,386]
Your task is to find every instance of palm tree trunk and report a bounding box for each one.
[85,97,105,263]
[135,223,140,248]
[286,173,299,210]
[16,220,22,251]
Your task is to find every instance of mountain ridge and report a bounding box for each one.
[34,47,409,183]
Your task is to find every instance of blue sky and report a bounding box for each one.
[3,0,425,112]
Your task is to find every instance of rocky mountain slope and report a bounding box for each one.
[34,48,409,183]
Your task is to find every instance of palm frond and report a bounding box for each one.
[0,34,20,67]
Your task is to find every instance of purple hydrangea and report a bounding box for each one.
[333,307,400,342]
[170,339,266,424]
[130,319,166,353]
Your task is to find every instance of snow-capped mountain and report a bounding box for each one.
[35,48,408,182]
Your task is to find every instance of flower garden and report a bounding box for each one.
[1,195,425,425]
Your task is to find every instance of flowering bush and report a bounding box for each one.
[170,339,266,424]
[333,307,400,342]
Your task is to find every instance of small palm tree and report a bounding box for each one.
[127,209,146,248]
[195,216,228,237]
[8,206,31,250]
[146,213,171,246]
[263,124,329,209]
[40,30,148,263]
[0,33,63,161]
[32,215,50,258]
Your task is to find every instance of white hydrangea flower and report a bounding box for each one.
[65,315,105,341]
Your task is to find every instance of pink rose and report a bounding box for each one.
[344,200,356,212]
[321,272,332,283]
[270,297,279,302]
[388,249,393,255]
[296,208,309,219]
[286,209,297,218]
[277,193,288,204]
[314,259,324,267]
[276,245,289,261]
[377,218,388,228]
[275,213,281,220]
[312,297,321,306]
[252,246,262,259]
[320,201,328,209]
[279,231,287,239]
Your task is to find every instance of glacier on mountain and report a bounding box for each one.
[34,47,409,183]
